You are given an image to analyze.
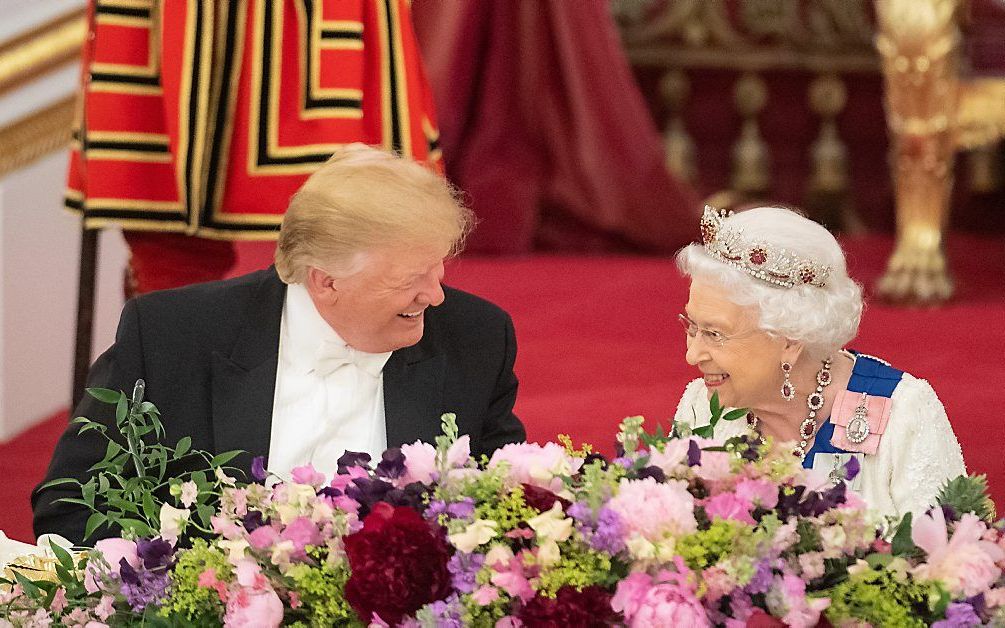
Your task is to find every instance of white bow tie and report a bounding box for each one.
[310,340,389,378]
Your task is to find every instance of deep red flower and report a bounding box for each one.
[521,483,572,513]
[518,585,616,627]
[344,502,452,625]
[745,608,787,627]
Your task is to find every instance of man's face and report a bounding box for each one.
[310,246,449,353]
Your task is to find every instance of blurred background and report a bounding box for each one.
[1,0,1003,540]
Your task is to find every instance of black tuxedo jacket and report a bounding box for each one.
[33,268,525,543]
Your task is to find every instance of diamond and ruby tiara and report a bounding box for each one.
[699,206,831,288]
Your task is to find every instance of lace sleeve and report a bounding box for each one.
[886,376,967,517]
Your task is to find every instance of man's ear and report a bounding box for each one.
[305,266,339,305]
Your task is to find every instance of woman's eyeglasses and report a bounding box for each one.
[677,313,754,348]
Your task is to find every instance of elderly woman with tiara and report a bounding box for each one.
[673,205,966,519]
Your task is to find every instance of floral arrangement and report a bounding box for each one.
[2,384,1004,627]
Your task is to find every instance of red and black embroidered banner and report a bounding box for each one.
[66,0,441,239]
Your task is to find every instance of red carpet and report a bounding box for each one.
[2,234,1003,541]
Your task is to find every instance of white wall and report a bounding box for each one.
[0,152,128,442]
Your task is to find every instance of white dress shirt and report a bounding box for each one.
[268,283,392,482]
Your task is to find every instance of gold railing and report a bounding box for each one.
[0,8,86,178]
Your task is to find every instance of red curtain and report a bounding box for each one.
[412,0,701,254]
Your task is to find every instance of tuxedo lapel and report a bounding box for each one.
[383,337,446,449]
[211,269,285,473]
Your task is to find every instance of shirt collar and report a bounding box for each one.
[282,283,392,376]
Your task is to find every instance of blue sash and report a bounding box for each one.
[802,353,904,469]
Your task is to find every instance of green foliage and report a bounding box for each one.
[285,552,359,627]
[157,538,230,624]
[677,519,748,571]
[36,381,242,540]
[824,564,947,628]
[937,474,997,522]
[689,392,748,439]
[474,486,539,532]
[534,542,619,597]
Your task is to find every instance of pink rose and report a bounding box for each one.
[612,563,710,628]
[85,539,139,593]
[223,587,284,628]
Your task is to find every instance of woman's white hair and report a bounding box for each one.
[676,206,863,359]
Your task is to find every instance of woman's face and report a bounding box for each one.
[683,280,788,409]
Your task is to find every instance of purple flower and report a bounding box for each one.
[345,477,426,518]
[446,498,475,520]
[251,456,267,482]
[447,552,485,593]
[637,465,667,482]
[136,538,173,570]
[337,451,372,474]
[567,501,592,523]
[589,507,626,554]
[933,602,981,628]
[119,562,171,612]
[843,455,861,481]
[375,447,406,480]
[242,510,267,532]
[745,560,773,595]
[416,594,465,627]
[687,440,702,467]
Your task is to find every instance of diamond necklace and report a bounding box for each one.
[746,358,833,461]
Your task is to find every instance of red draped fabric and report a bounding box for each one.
[411,0,701,254]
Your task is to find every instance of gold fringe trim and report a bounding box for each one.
[0,96,77,178]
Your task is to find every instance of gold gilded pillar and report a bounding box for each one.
[875,0,962,303]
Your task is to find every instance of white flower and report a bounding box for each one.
[625,535,656,560]
[159,503,190,544]
[215,467,236,486]
[179,481,198,508]
[449,519,499,553]
[219,538,250,564]
[485,543,515,567]
[537,539,561,567]
[527,502,573,542]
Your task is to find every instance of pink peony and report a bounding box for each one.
[703,492,756,525]
[247,524,280,550]
[487,442,582,492]
[912,509,1005,597]
[607,478,697,542]
[612,560,710,628]
[223,586,284,628]
[85,538,139,593]
[399,435,470,485]
[692,438,733,483]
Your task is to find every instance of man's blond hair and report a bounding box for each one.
[275,144,473,283]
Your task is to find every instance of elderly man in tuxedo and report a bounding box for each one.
[34,145,526,543]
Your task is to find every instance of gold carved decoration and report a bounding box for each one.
[875,0,961,304]
[0,97,77,179]
[661,70,696,181]
[732,72,770,194]
[0,9,86,96]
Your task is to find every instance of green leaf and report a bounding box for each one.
[48,540,74,572]
[98,474,110,494]
[76,422,107,436]
[81,479,96,507]
[36,477,80,491]
[174,436,192,458]
[87,388,122,404]
[115,395,128,426]
[13,571,43,600]
[709,391,722,418]
[891,512,916,556]
[143,492,158,522]
[103,440,122,461]
[722,408,749,422]
[55,497,92,508]
[117,518,153,536]
[84,512,107,540]
[692,425,713,439]
[865,552,893,569]
[210,450,241,468]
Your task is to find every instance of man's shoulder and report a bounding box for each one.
[132,268,278,314]
[439,286,510,323]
